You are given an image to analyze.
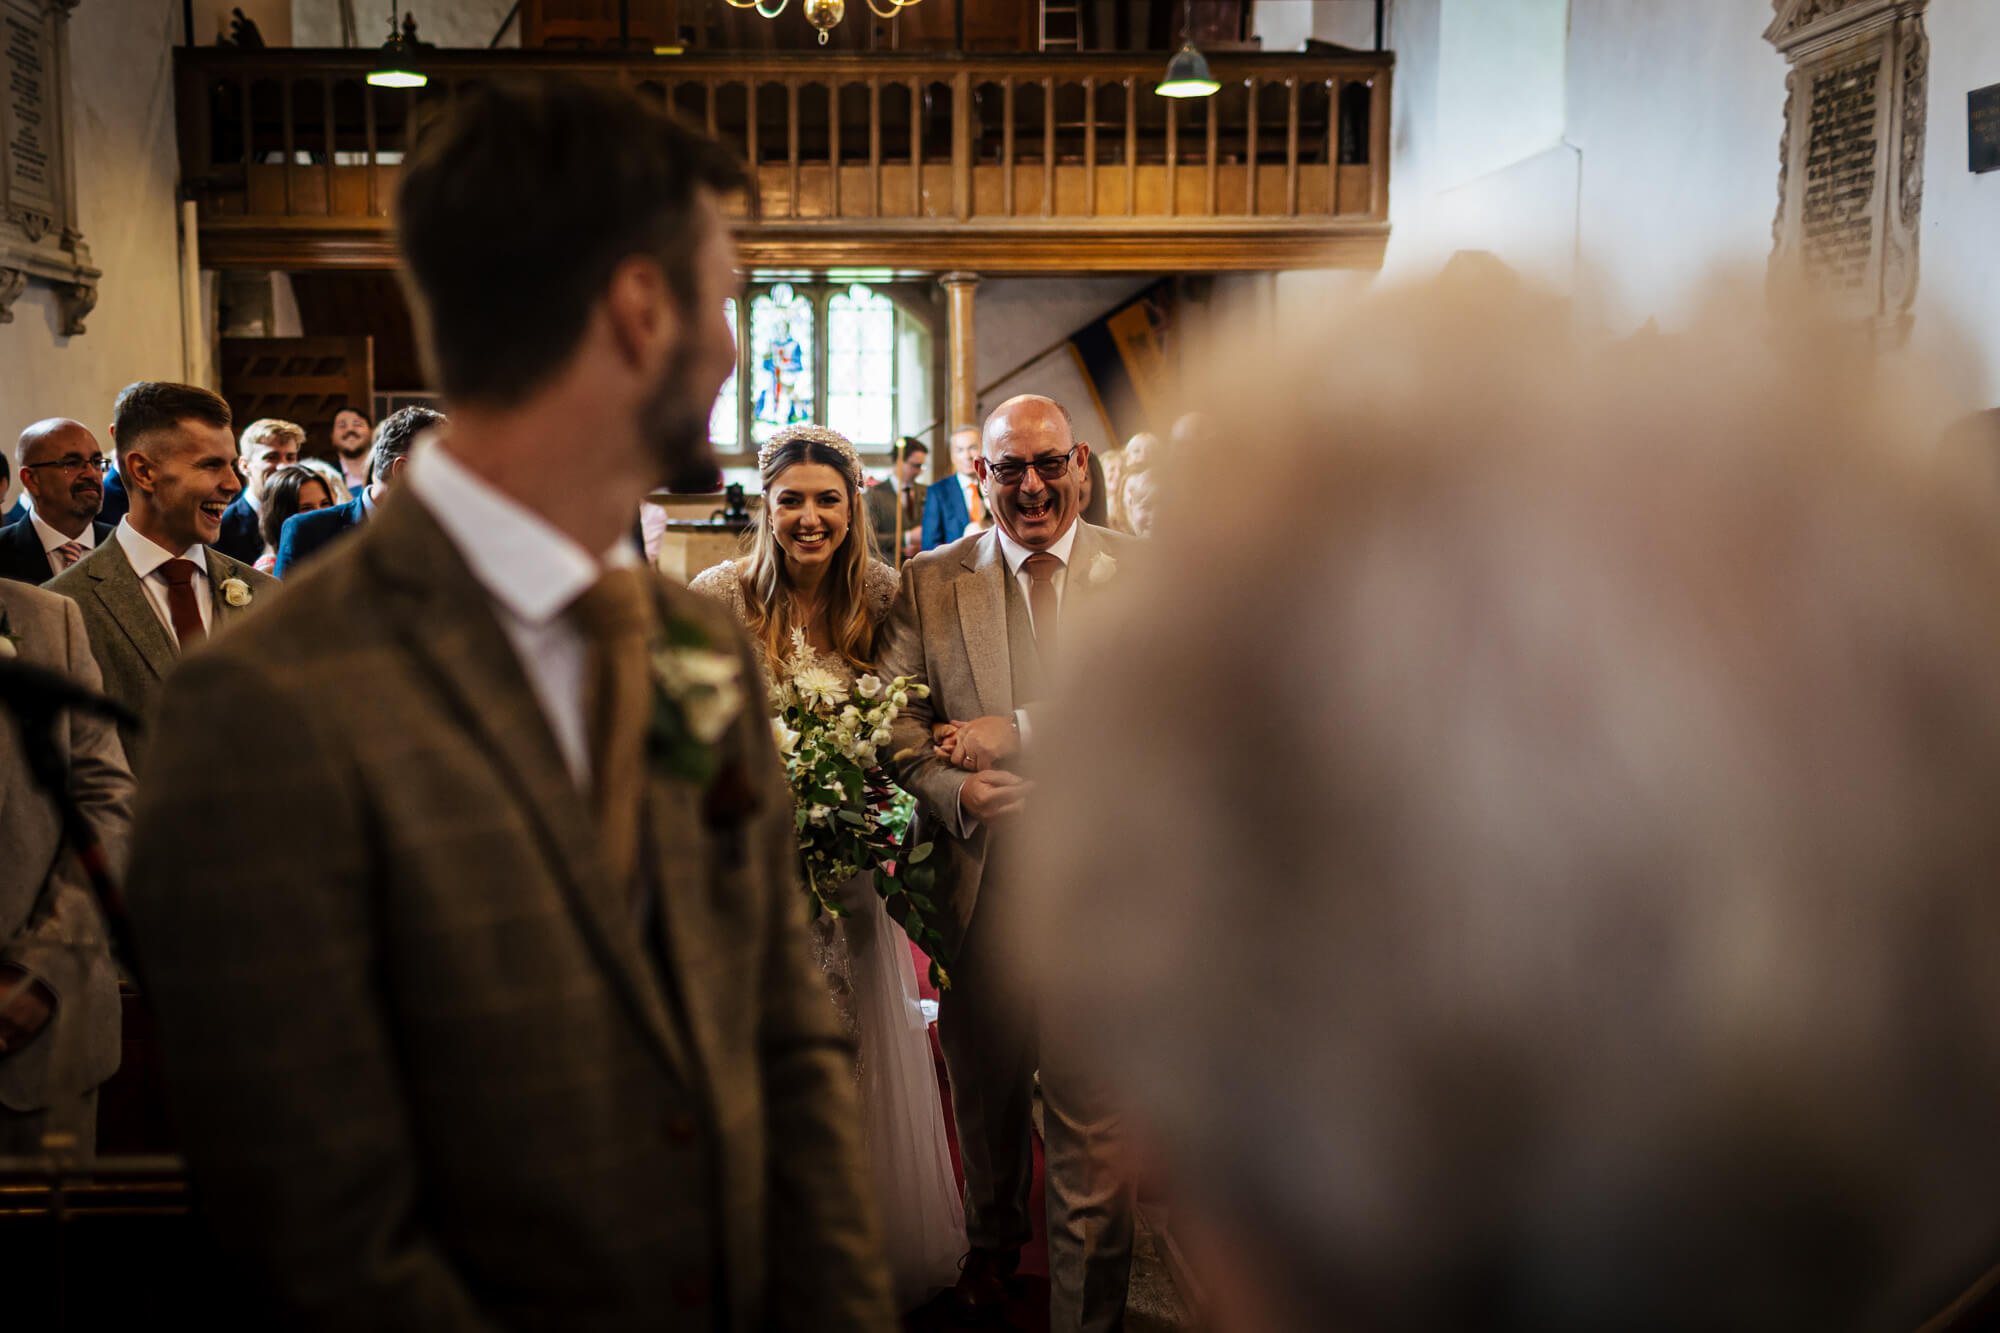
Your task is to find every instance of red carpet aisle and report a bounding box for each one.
[904,943,1052,1333]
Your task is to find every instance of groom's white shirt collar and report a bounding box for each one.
[406,437,639,789]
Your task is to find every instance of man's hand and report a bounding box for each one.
[961,769,1033,824]
[939,715,1019,772]
[0,966,55,1057]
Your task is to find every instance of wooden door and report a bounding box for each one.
[218,335,375,463]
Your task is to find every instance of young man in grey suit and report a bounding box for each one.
[0,579,132,1156]
[124,78,892,1331]
[881,394,1138,1332]
[45,383,277,769]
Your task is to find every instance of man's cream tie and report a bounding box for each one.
[568,567,655,891]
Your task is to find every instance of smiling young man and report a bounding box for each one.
[45,382,277,766]
[879,393,1138,1332]
[328,404,373,493]
[0,418,114,583]
[213,418,305,564]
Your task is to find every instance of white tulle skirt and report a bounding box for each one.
[835,871,968,1310]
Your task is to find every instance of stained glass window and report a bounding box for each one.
[710,297,739,448]
[825,284,898,448]
[750,283,815,444]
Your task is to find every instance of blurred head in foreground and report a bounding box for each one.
[1022,275,2000,1332]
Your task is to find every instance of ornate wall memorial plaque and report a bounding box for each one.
[1766,0,1928,344]
[0,0,96,334]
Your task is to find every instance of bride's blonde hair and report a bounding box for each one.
[741,425,881,672]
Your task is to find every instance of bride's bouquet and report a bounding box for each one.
[770,630,951,988]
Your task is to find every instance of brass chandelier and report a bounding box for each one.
[723,0,927,46]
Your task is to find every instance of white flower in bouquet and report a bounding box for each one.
[808,804,831,825]
[771,717,800,756]
[856,674,885,701]
[871,726,891,748]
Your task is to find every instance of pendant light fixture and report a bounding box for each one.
[367,2,428,88]
[1156,0,1220,99]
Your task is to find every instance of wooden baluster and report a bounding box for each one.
[1370,73,1390,220]
[909,78,922,216]
[1165,96,1177,217]
[1124,77,1137,215]
[746,80,759,194]
[322,78,337,217]
[705,80,717,137]
[1042,77,1055,218]
[281,76,295,215]
[952,71,971,221]
[1328,77,1341,214]
[1205,89,1218,215]
[869,78,882,217]
[1285,77,1300,215]
[364,79,379,217]
[239,75,252,170]
[829,82,841,218]
[1245,76,1259,215]
[1083,77,1096,215]
[1001,76,1015,217]
[786,79,800,219]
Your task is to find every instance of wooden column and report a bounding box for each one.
[941,270,980,479]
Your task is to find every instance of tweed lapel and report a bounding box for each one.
[202,547,253,630]
[956,530,1011,717]
[81,538,176,681]
[363,495,694,1081]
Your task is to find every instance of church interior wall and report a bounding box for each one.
[974,276,1160,447]
[0,0,188,512]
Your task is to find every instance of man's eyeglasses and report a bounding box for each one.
[22,455,109,474]
[984,446,1079,487]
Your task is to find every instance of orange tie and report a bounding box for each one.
[966,478,987,528]
[158,559,206,651]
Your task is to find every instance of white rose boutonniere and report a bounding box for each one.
[1088,552,1119,586]
[0,609,19,658]
[221,576,253,608]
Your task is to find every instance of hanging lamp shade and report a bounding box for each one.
[368,9,428,88]
[1156,42,1220,99]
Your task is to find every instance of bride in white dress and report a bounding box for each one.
[690,424,966,1311]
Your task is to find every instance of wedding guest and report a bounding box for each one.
[328,404,373,495]
[882,394,1139,1331]
[1081,448,1110,528]
[46,382,277,766]
[253,464,336,574]
[920,425,988,550]
[1121,430,1160,475]
[865,437,927,560]
[272,405,442,578]
[0,450,21,524]
[692,424,967,1310]
[1018,278,2000,1333]
[0,578,130,1156]
[216,418,305,565]
[298,456,352,503]
[0,419,112,584]
[124,76,892,1329]
[1121,462,1159,538]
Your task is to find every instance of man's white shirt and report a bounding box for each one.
[406,439,640,793]
[115,519,212,644]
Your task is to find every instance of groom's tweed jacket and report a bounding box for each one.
[881,521,1133,949]
[124,491,892,1332]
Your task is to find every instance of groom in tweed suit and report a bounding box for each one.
[124,80,891,1330]
[882,395,1138,1332]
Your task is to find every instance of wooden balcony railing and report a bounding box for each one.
[175,48,1391,273]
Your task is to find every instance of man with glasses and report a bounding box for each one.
[880,394,1138,1333]
[0,419,115,584]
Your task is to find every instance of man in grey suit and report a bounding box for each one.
[881,394,1138,1332]
[46,383,277,768]
[123,78,891,1330]
[0,580,131,1156]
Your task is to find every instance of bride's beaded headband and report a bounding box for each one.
[759,424,864,484]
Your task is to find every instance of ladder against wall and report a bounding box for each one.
[1039,0,1083,51]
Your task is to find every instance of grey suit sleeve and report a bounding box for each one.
[730,630,897,1331]
[1,599,131,1060]
[126,652,493,1331]
[879,567,973,838]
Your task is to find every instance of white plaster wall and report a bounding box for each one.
[974,276,1159,446]
[0,0,186,511]
[1255,0,1380,53]
[1914,0,2000,402]
[292,0,520,48]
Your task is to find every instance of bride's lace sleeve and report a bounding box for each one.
[863,560,902,629]
[687,559,751,629]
